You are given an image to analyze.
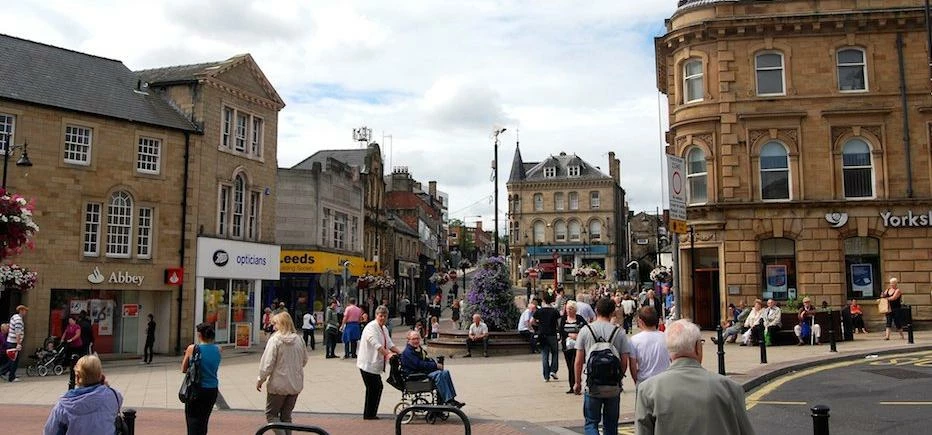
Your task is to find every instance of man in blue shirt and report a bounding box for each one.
[400,330,464,408]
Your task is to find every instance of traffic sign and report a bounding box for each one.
[528,270,539,279]
[667,154,687,233]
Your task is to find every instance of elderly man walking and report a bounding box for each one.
[635,319,754,435]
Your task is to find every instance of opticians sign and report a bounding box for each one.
[196,237,280,280]
[880,210,932,228]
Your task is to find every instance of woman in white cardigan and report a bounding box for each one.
[739,299,765,346]
[356,305,401,420]
[257,312,308,432]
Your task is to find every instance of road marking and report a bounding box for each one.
[878,402,932,405]
[748,400,807,406]
[746,350,932,410]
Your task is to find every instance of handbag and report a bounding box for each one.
[878,298,890,314]
[109,387,129,435]
[178,344,201,403]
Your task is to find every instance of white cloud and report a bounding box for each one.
[5,0,680,233]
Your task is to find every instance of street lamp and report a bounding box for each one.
[1,133,33,189]
[492,128,506,255]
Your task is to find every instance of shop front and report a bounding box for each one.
[273,250,366,322]
[195,237,280,347]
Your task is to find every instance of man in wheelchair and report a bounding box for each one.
[399,330,465,408]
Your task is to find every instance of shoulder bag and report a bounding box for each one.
[109,387,129,434]
[178,344,201,403]
[877,297,890,314]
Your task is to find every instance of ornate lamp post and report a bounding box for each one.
[1,133,33,189]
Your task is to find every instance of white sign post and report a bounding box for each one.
[667,155,687,234]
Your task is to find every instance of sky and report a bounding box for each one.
[5,0,678,232]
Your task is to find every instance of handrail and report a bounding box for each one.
[254,423,330,435]
[395,404,471,435]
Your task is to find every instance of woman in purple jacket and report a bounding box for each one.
[44,354,122,435]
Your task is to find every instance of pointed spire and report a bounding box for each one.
[508,140,526,183]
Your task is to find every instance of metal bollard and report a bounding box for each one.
[716,324,726,375]
[67,353,80,391]
[828,310,837,353]
[758,318,767,364]
[811,404,830,435]
[905,305,914,344]
[124,408,137,435]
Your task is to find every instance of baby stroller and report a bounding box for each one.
[387,354,449,424]
[26,336,67,377]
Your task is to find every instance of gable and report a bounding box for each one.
[213,56,285,109]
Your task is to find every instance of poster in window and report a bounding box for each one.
[98,300,114,336]
[234,323,251,348]
[89,299,103,323]
[851,263,874,297]
[70,300,88,315]
[766,265,788,299]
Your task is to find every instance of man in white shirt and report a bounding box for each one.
[621,295,637,334]
[575,294,596,323]
[517,303,538,354]
[465,314,489,357]
[302,311,316,350]
[630,307,670,385]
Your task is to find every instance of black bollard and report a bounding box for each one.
[716,324,726,375]
[829,309,837,353]
[124,408,137,435]
[758,318,767,364]
[811,404,830,435]
[67,353,79,391]
[906,305,914,344]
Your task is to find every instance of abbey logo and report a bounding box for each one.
[87,267,145,286]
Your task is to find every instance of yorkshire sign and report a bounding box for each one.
[880,210,932,228]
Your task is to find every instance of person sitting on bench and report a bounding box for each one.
[465,314,489,357]
[794,297,821,345]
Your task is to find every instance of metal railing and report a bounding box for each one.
[394,404,471,435]
[254,423,331,435]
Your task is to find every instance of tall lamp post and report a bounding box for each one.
[1,134,33,189]
[492,128,506,255]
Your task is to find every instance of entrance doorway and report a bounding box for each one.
[693,269,720,330]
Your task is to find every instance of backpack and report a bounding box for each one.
[584,324,622,391]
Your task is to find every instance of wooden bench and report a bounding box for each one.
[770,312,846,346]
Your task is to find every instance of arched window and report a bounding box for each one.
[533,221,545,243]
[534,193,543,211]
[686,148,707,205]
[760,238,796,300]
[568,220,582,241]
[106,191,133,257]
[232,174,246,237]
[837,48,867,91]
[588,220,602,241]
[683,58,703,103]
[760,141,790,200]
[554,221,567,242]
[844,237,880,298]
[756,52,785,96]
[842,138,873,198]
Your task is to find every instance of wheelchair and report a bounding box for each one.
[387,355,450,424]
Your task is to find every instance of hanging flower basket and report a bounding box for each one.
[0,189,39,260]
[358,273,396,291]
[572,263,605,281]
[429,272,451,285]
[0,263,38,291]
[650,265,672,283]
[522,267,540,278]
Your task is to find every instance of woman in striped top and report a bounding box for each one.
[558,301,588,394]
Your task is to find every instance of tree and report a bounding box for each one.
[461,256,520,331]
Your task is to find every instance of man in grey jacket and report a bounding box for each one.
[635,319,754,435]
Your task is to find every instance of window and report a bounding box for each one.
[137,207,152,258]
[755,52,785,96]
[0,113,14,150]
[589,220,602,241]
[569,192,579,210]
[760,141,790,200]
[222,107,234,149]
[321,208,331,246]
[106,191,133,258]
[235,113,248,152]
[590,191,600,209]
[248,191,260,240]
[333,211,347,249]
[351,216,359,250]
[568,220,582,241]
[218,185,230,236]
[232,175,245,238]
[544,167,556,178]
[555,193,564,211]
[136,137,161,174]
[83,202,101,256]
[686,148,707,204]
[64,125,92,165]
[568,165,580,177]
[842,138,873,198]
[683,59,703,103]
[251,117,263,157]
[760,238,796,300]
[844,237,880,299]
[555,221,567,242]
[533,221,545,243]
[837,48,866,92]
[534,193,543,211]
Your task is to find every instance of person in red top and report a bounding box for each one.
[849,299,868,333]
[342,298,363,358]
[63,316,85,364]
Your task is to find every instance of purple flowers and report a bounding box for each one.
[460,256,520,331]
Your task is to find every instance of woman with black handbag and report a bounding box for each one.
[182,323,221,435]
[43,354,124,434]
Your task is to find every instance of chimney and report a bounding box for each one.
[608,152,620,185]
[428,181,437,200]
[475,220,483,231]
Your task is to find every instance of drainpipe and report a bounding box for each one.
[176,131,191,355]
[896,33,914,198]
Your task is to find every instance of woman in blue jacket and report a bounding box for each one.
[44,354,123,435]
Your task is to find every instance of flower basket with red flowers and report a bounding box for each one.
[0,189,39,260]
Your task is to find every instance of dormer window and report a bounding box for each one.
[544,167,556,178]
[568,165,580,177]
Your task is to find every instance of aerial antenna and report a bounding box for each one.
[353,126,371,148]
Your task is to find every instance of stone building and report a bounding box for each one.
[507,147,627,295]
[657,0,932,328]
[385,168,445,298]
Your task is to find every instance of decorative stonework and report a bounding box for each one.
[696,133,714,147]
[863,125,882,141]
[831,126,850,147]
[748,129,767,148]
[675,136,687,149]
[780,128,798,147]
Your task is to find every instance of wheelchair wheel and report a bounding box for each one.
[37,365,49,377]
[53,365,65,376]
[26,365,38,377]
[393,401,415,425]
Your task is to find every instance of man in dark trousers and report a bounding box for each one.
[532,292,562,382]
[143,313,156,364]
[78,311,94,356]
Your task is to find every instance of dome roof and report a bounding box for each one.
[677,0,739,11]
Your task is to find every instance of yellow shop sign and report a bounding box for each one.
[280,250,366,275]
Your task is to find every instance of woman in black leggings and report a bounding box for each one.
[559,301,587,394]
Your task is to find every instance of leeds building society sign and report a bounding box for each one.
[826,210,932,228]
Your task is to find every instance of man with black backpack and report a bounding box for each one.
[573,297,633,435]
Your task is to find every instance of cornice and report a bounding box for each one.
[820,108,894,118]
[204,77,282,111]
[687,197,932,214]
[737,111,807,121]
[507,178,616,190]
